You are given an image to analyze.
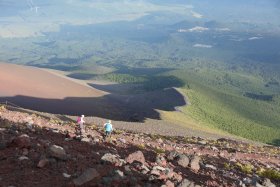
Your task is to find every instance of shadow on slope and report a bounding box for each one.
[0,88,186,122]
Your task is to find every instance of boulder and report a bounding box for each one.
[101,153,121,165]
[177,154,190,167]
[48,145,67,160]
[73,168,99,186]
[190,155,200,171]
[167,151,179,161]
[125,151,145,164]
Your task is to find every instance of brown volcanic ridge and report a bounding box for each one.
[0,62,186,121]
[0,62,105,99]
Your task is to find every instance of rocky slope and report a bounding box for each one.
[0,106,279,187]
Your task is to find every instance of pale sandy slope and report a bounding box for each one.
[0,62,106,99]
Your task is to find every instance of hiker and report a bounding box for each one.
[77,115,85,136]
[103,120,113,139]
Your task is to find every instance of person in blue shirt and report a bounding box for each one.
[103,120,113,139]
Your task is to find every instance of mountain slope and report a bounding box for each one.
[0,106,279,186]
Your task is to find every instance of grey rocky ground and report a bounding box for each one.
[0,106,279,187]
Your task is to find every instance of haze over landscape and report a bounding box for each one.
[0,1,280,186]
[0,0,280,145]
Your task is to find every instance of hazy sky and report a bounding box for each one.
[0,0,279,38]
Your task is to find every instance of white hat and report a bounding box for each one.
[81,115,85,118]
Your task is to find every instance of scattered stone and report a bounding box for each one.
[18,156,29,161]
[101,153,121,165]
[177,179,192,187]
[37,159,49,168]
[150,169,161,176]
[81,137,91,143]
[153,166,166,171]
[22,148,29,156]
[156,154,167,167]
[125,151,145,164]
[177,154,190,167]
[118,138,126,144]
[190,156,200,171]
[167,151,179,161]
[211,146,219,152]
[12,134,31,148]
[48,145,67,160]
[73,168,99,186]
[162,180,175,187]
[113,170,125,179]
[262,178,276,187]
[205,164,217,170]
[164,168,174,179]
[172,172,183,183]
[93,138,100,143]
[198,140,207,145]
[158,138,163,144]
[63,173,71,178]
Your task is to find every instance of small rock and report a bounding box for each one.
[101,153,121,165]
[165,168,174,179]
[73,168,99,186]
[153,166,166,171]
[118,138,126,144]
[150,169,161,176]
[12,134,31,148]
[243,177,252,185]
[177,154,190,167]
[63,173,71,178]
[158,138,163,144]
[149,175,157,181]
[37,159,49,168]
[205,164,217,170]
[48,145,67,160]
[113,170,124,179]
[211,146,219,152]
[262,178,276,187]
[162,180,175,187]
[141,164,150,172]
[190,155,200,171]
[93,138,100,143]
[26,123,33,130]
[177,178,192,187]
[125,151,145,164]
[172,172,183,183]
[167,151,179,161]
[81,137,91,143]
[156,154,167,167]
[18,156,29,161]
[198,140,207,145]
[22,148,29,156]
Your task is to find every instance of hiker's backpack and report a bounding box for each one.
[77,117,81,123]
